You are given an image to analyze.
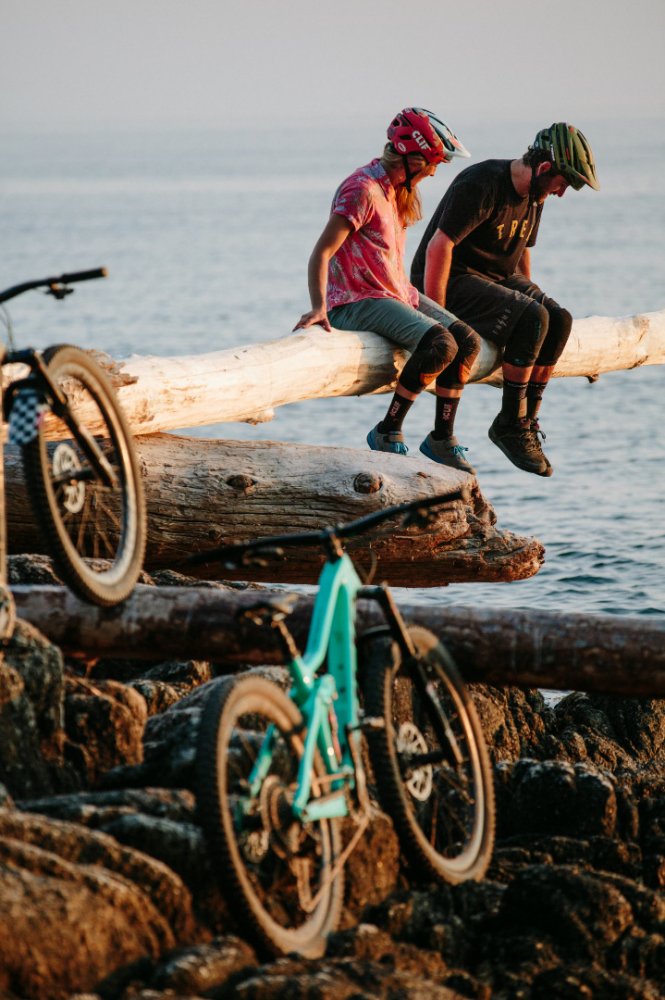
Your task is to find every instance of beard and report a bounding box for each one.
[532,173,553,202]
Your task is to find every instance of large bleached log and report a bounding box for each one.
[11,584,665,697]
[64,307,665,434]
[5,434,544,586]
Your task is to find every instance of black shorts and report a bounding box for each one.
[446,272,563,348]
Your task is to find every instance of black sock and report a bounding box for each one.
[526,364,554,420]
[379,390,415,433]
[500,361,532,423]
[433,394,461,438]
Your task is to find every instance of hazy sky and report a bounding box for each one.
[4,0,664,131]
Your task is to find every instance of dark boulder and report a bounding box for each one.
[0,619,67,798]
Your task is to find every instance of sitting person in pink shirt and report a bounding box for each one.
[294,108,481,473]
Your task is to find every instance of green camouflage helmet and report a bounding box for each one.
[532,123,600,191]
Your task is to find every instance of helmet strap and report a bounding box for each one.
[402,155,414,193]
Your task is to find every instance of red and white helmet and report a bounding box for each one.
[387,108,470,165]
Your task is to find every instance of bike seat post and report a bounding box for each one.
[271,616,300,662]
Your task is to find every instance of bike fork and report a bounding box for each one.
[15,358,118,489]
[358,584,417,660]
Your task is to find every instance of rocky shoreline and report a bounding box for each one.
[2,557,664,1000]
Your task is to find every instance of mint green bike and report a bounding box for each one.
[193,489,495,958]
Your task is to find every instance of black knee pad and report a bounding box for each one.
[400,324,457,392]
[416,324,458,371]
[537,305,573,365]
[448,318,482,364]
[504,300,549,367]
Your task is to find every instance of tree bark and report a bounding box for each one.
[5,434,544,586]
[11,584,665,697]
[5,309,658,436]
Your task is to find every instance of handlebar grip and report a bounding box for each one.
[59,268,108,284]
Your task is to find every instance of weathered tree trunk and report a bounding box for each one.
[5,434,544,586]
[12,584,665,697]
[5,309,658,436]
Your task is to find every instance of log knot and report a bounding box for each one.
[226,474,257,493]
[353,472,383,495]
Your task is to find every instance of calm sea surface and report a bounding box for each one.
[1,119,663,617]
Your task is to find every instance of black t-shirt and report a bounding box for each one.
[411,159,543,286]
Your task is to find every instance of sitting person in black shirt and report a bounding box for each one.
[411,123,600,476]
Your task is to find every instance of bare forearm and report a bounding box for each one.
[307,248,329,312]
[424,230,455,307]
[294,213,353,331]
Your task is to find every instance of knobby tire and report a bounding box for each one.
[196,675,344,958]
[361,625,495,883]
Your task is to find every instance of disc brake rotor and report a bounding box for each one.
[397,721,433,801]
[52,443,86,513]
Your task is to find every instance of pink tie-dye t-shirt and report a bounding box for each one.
[327,159,419,310]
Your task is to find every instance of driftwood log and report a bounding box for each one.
[4,309,660,437]
[5,435,544,586]
[4,309,661,586]
[11,583,665,697]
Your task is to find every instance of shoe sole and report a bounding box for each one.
[488,426,549,476]
[419,438,476,475]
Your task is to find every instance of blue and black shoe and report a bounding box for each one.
[419,432,476,474]
[367,424,408,455]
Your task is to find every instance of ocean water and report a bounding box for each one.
[0,119,663,618]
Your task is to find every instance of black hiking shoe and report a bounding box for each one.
[488,414,549,476]
[530,418,553,477]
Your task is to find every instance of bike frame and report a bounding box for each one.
[248,551,362,824]
[247,549,418,826]
[190,483,465,841]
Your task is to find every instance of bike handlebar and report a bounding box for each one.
[187,485,470,568]
[0,268,108,304]
[58,268,107,285]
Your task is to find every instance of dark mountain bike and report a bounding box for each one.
[191,489,495,958]
[1,269,146,606]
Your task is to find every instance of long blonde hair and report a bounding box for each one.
[380,144,427,227]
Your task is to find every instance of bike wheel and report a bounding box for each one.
[21,344,146,607]
[196,675,344,958]
[361,625,495,883]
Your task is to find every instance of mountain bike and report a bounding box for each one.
[192,489,495,958]
[0,269,146,606]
